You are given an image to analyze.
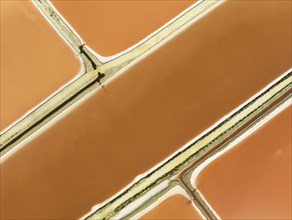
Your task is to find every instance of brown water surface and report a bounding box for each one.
[51,0,194,56]
[1,1,291,219]
[139,194,203,219]
[0,1,79,130]
[195,105,292,219]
